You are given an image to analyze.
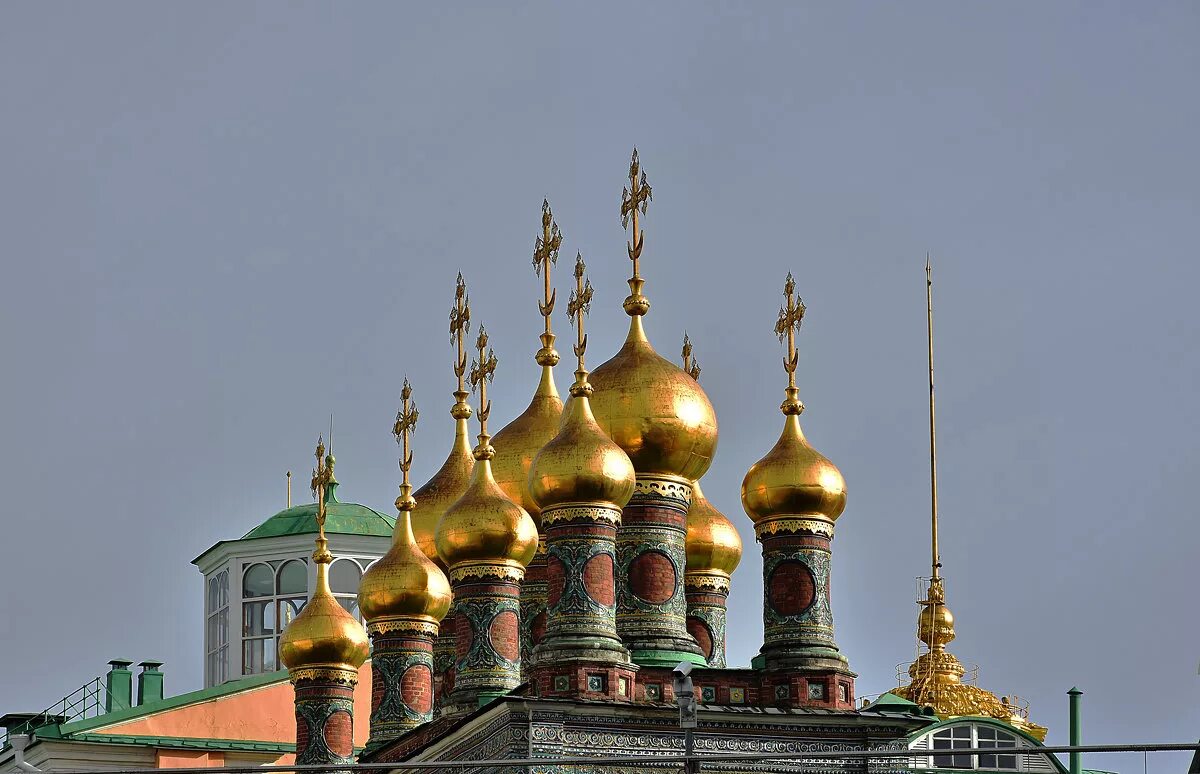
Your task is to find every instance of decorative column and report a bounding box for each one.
[617,477,704,666]
[435,325,539,714]
[741,274,854,708]
[529,254,638,700]
[492,200,566,678]
[358,382,452,750]
[280,438,369,768]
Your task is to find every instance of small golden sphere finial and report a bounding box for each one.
[620,148,653,317]
[469,324,498,459]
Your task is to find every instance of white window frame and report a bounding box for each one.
[204,567,230,686]
[920,724,1025,771]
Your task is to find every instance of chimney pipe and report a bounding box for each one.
[136,661,164,706]
[104,659,133,712]
[1068,687,1082,774]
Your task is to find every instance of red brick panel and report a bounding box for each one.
[582,553,616,606]
[628,550,677,604]
[400,664,432,715]
[531,610,547,644]
[545,555,566,607]
[323,710,353,758]
[489,610,521,662]
[768,560,816,616]
[686,616,714,659]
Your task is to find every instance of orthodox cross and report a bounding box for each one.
[620,149,653,280]
[681,333,701,382]
[469,326,498,438]
[449,273,472,397]
[774,273,806,391]
[533,199,562,336]
[393,378,418,512]
[309,436,335,561]
[567,253,594,376]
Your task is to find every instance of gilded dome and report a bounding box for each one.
[741,413,846,525]
[411,406,474,568]
[685,480,743,577]
[435,453,539,573]
[358,512,452,624]
[492,365,562,525]
[529,386,635,512]
[590,317,718,482]
[279,562,369,672]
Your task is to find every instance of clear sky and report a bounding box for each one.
[1,3,1196,771]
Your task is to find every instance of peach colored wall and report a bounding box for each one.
[156,750,223,768]
[97,663,374,749]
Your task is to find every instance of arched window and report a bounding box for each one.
[919,723,1031,771]
[241,560,309,676]
[205,569,229,684]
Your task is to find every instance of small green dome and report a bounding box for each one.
[242,481,395,540]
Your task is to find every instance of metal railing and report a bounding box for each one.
[1,677,111,749]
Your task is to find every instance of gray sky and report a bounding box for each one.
[1,3,1197,771]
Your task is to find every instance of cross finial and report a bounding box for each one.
[469,325,498,452]
[566,253,595,396]
[620,148,653,317]
[682,332,701,382]
[393,377,419,513]
[309,435,335,563]
[532,200,562,366]
[774,272,806,415]
[448,273,473,418]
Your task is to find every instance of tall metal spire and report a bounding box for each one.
[927,255,941,583]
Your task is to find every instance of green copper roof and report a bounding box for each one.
[242,481,394,540]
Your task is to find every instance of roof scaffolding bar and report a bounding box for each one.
[19,741,1200,774]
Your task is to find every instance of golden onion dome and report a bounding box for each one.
[685,480,743,577]
[590,316,718,482]
[358,512,452,624]
[436,450,539,573]
[529,384,635,512]
[279,559,369,672]
[492,364,562,525]
[411,404,474,568]
[741,413,846,525]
